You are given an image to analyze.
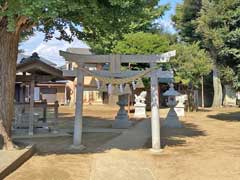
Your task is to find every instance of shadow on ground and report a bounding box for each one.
[12,118,206,156]
[208,111,240,122]
[145,120,206,149]
[13,132,121,155]
[11,113,141,154]
[197,108,212,112]
[5,105,207,155]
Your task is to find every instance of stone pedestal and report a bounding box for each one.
[223,84,236,106]
[112,94,132,129]
[163,107,182,128]
[134,103,147,118]
[174,95,186,117]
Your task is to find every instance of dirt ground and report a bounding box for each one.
[5,106,240,180]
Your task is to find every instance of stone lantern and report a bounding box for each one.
[112,94,132,128]
[163,83,182,128]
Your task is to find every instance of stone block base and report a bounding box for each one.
[162,108,182,128]
[134,104,147,118]
[112,117,132,129]
[69,144,86,151]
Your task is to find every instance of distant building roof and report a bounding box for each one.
[17,52,57,67]
[16,53,63,80]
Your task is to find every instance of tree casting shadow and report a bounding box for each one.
[145,120,206,149]
[8,117,206,155]
[208,111,240,122]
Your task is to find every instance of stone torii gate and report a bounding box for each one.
[60,50,176,151]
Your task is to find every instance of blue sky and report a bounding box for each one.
[158,0,182,33]
[20,0,182,66]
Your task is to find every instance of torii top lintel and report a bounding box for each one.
[59,50,176,64]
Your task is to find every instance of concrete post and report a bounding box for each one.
[19,85,24,103]
[28,78,35,136]
[72,64,85,149]
[150,63,161,152]
[52,100,59,133]
[54,100,59,119]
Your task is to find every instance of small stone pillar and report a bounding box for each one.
[19,85,25,103]
[54,101,59,119]
[42,99,47,122]
[112,94,132,128]
[52,100,59,133]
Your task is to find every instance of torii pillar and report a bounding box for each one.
[150,63,161,152]
[71,64,85,149]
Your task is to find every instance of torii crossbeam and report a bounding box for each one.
[60,50,176,151]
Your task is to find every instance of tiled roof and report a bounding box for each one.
[17,53,57,67]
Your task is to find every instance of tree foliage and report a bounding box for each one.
[82,1,168,54]
[196,0,240,71]
[170,42,212,87]
[113,32,171,54]
[173,0,240,82]
[113,32,212,88]
[1,0,168,43]
[172,0,202,43]
[172,0,240,107]
[113,31,173,87]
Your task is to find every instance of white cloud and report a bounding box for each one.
[22,33,89,66]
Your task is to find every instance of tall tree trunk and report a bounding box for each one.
[212,62,223,107]
[0,27,20,150]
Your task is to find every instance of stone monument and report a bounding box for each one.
[163,84,182,128]
[134,91,147,118]
[223,84,237,106]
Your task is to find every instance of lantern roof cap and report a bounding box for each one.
[163,83,181,96]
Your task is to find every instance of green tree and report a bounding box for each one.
[170,43,212,86]
[196,0,240,107]
[113,32,212,83]
[83,2,168,54]
[113,32,171,55]
[172,0,240,107]
[0,0,167,150]
[172,0,202,43]
[113,31,173,87]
